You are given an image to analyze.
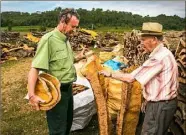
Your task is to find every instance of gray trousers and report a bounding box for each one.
[141,98,177,135]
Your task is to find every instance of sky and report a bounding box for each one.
[1,1,185,18]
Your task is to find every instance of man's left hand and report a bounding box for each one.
[141,100,148,113]
[99,70,111,77]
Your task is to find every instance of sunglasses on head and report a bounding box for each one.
[60,8,80,21]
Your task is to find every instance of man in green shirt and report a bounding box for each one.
[28,8,85,135]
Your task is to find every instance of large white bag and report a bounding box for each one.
[71,68,96,131]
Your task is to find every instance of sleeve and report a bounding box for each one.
[31,38,50,70]
[130,59,163,86]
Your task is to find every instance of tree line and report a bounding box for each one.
[1,7,186,30]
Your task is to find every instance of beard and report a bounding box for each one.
[65,30,74,37]
[66,31,75,39]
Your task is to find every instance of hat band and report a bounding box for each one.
[141,30,162,34]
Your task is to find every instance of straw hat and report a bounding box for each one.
[31,73,61,110]
[139,22,164,36]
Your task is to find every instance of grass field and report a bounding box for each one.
[1,58,99,135]
[95,26,135,33]
[1,58,48,135]
[1,26,52,32]
[1,25,134,33]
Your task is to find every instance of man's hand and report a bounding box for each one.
[99,70,111,77]
[141,100,148,113]
[80,46,89,57]
[74,47,89,62]
[29,95,45,111]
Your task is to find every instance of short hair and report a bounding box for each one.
[58,8,80,24]
[155,35,163,41]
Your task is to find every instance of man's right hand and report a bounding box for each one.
[99,70,111,77]
[27,68,42,110]
[29,95,45,111]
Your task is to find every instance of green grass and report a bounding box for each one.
[1,26,135,33]
[94,26,142,34]
[1,26,52,32]
[94,26,133,33]
[1,25,179,34]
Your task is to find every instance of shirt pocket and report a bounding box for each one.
[50,50,68,70]
[51,49,67,61]
[55,50,67,59]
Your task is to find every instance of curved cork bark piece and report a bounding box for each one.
[81,55,112,135]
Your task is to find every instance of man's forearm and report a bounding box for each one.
[111,72,135,83]
[74,47,89,63]
[28,68,39,97]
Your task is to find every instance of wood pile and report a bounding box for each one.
[69,29,97,51]
[31,31,47,38]
[0,29,124,63]
[1,42,35,62]
[175,31,186,95]
[69,30,122,51]
[72,84,89,95]
[1,31,20,43]
[123,30,149,66]
[173,31,186,134]
[95,32,122,51]
[164,31,184,50]
[165,31,183,38]
[1,32,36,63]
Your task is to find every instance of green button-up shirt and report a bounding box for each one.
[32,28,77,83]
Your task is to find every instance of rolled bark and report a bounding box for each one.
[81,56,111,135]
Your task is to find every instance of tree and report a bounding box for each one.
[1,8,185,31]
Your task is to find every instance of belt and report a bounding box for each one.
[61,82,72,86]
[149,97,177,103]
[60,82,72,92]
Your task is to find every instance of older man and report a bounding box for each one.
[100,22,178,135]
[28,8,86,135]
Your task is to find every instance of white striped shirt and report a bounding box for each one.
[131,43,178,101]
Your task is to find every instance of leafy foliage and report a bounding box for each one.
[1,7,185,30]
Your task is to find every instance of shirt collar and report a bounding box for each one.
[149,43,164,57]
[54,28,67,41]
